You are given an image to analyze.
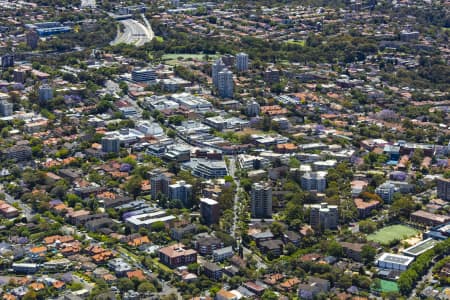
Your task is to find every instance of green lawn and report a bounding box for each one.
[152,258,173,273]
[162,53,219,65]
[285,39,305,46]
[367,225,419,245]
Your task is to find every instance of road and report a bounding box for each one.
[409,256,438,299]
[104,80,143,118]
[116,246,181,299]
[111,15,154,47]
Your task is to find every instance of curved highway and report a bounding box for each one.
[111,15,154,47]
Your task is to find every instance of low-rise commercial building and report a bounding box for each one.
[376,253,414,271]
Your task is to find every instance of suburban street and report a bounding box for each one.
[1,187,33,220]
[111,15,154,47]
[227,157,240,239]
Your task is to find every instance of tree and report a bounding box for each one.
[285,242,297,255]
[261,290,278,300]
[119,81,129,94]
[337,274,353,289]
[150,221,165,232]
[118,278,135,292]
[390,196,417,219]
[411,148,424,167]
[269,222,284,237]
[125,176,142,199]
[327,240,344,257]
[359,220,377,234]
[22,291,37,300]
[137,281,156,293]
[240,178,252,193]
[361,245,376,264]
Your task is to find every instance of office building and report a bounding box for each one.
[26,31,39,49]
[1,54,14,69]
[217,68,233,98]
[149,169,172,199]
[200,198,220,225]
[437,177,450,201]
[310,203,338,231]
[400,30,419,41]
[301,171,327,192]
[424,223,450,240]
[101,136,120,153]
[13,69,26,83]
[39,84,53,102]
[213,246,233,262]
[12,263,38,274]
[221,54,235,67]
[193,160,228,179]
[131,68,157,83]
[168,180,192,206]
[251,182,272,218]
[0,100,13,117]
[375,181,396,203]
[36,26,71,36]
[246,100,260,117]
[237,154,270,170]
[264,68,280,83]
[376,253,414,271]
[212,58,226,87]
[126,211,175,230]
[236,52,249,72]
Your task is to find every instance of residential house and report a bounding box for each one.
[259,239,283,257]
[340,242,364,262]
[298,277,330,300]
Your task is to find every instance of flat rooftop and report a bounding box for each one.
[377,253,414,266]
[403,238,436,257]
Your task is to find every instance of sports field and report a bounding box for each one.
[367,225,419,245]
[372,279,399,293]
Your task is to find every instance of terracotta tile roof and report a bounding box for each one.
[52,280,65,289]
[264,273,284,285]
[299,253,322,262]
[159,243,196,258]
[126,269,146,281]
[43,235,74,244]
[30,246,47,254]
[29,282,45,291]
[92,250,114,263]
[354,198,380,210]
[279,277,300,290]
[2,294,16,300]
[128,236,150,247]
